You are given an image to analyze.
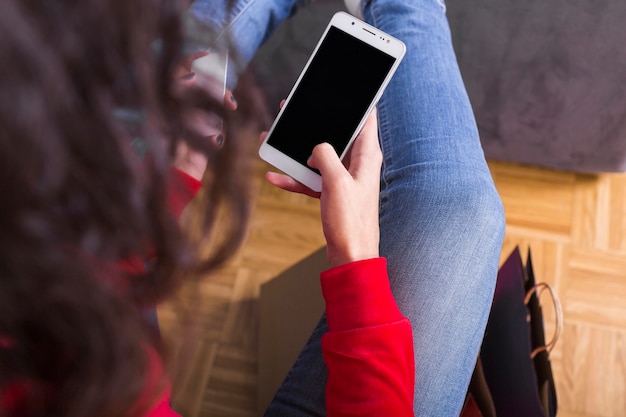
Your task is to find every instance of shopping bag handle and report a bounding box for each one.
[524,282,563,359]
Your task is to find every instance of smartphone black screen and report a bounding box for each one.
[266,26,396,167]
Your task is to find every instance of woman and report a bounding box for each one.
[190,0,506,415]
[0,0,414,416]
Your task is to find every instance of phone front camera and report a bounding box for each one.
[351,22,355,25]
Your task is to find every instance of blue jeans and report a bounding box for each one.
[189,0,506,416]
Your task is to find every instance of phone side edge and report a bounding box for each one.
[259,143,322,192]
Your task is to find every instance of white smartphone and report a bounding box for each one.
[190,49,228,137]
[259,12,406,192]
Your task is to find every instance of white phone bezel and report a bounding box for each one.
[192,49,228,97]
[258,12,406,193]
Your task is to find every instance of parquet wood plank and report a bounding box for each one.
[557,323,626,417]
[490,162,578,235]
[608,176,626,252]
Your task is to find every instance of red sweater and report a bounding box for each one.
[320,258,415,417]
[2,168,415,417]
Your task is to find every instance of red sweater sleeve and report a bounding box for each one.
[137,168,202,417]
[140,168,202,416]
[320,258,415,417]
[167,167,203,218]
[116,167,202,274]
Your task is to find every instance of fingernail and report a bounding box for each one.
[181,72,195,80]
[216,135,225,147]
[229,94,237,104]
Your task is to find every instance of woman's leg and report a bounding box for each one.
[366,0,505,415]
[187,0,311,89]
[190,0,505,415]
[266,0,505,416]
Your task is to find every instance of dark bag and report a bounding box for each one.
[461,247,561,417]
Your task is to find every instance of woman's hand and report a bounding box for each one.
[264,109,382,268]
[172,52,237,180]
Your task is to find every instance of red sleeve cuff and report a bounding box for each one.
[320,258,405,332]
[167,167,203,218]
[145,392,181,417]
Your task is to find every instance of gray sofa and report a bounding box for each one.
[250,0,626,173]
[447,0,626,173]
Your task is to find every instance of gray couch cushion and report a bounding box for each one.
[447,0,626,172]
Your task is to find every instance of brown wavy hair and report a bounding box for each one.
[0,0,262,416]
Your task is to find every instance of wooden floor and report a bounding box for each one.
[158,159,626,417]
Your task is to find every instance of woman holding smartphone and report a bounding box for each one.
[0,1,504,417]
[190,0,506,415]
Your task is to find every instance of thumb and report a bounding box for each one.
[308,143,346,182]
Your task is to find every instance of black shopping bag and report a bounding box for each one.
[462,247,561,417]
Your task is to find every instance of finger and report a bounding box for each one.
[279,99,286,109]
[181,51,210,71]
[177,71,196,88]
[208,133,225,148]
[348,110,382,180]
[339,109,379,171]
[355,109,379,151]
[259,131,268,144]
[173,51,210,79]
[308,143,347,184]
[185,108,221,137]
[224,89,238,111]
[361,108,378,136]
[341,141,353,170]
[265,172,321,198]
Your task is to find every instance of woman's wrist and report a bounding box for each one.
[172,142,208,181]
[327,245,380,268]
